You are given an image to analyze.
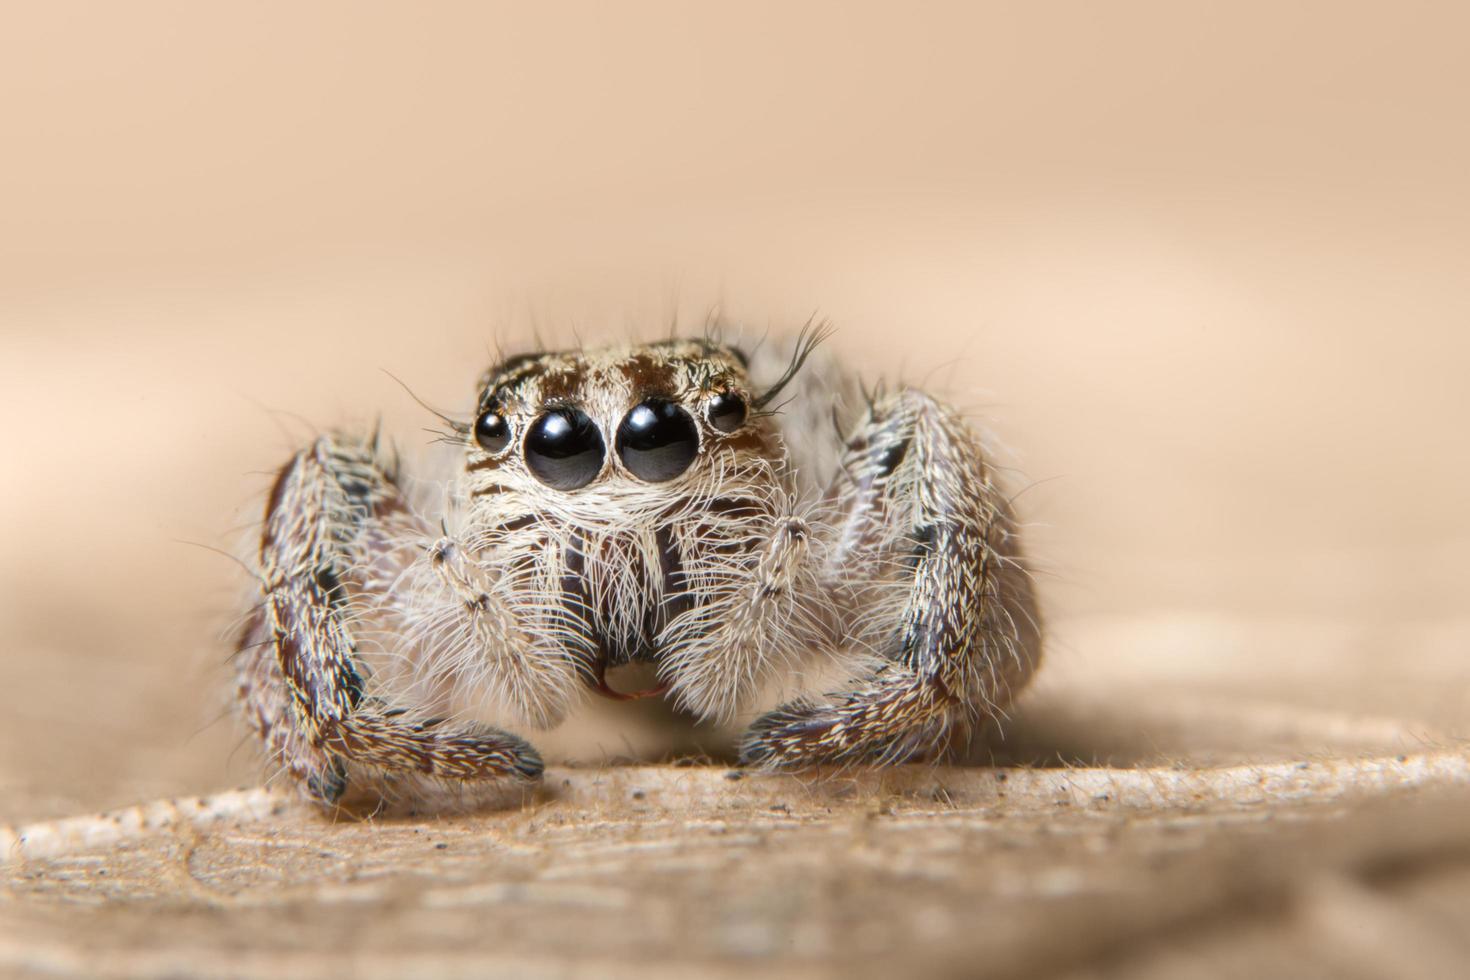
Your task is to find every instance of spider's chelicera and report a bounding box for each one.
[234,330,1041,805]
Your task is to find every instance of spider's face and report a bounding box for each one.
[462,339,783,520]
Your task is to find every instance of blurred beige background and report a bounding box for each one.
[1,1,1467,817]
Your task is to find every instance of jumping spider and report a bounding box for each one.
[234,328,1041,805]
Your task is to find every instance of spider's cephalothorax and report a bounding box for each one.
[234,332,1041,805]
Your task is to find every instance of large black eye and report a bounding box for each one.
[474,410,511,454]
[706,391,748,433]
[616,399,699,482]
[525,408,605,490]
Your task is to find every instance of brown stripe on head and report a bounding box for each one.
[616,352,679,396]
[479,353,598,413]
[535,367,587,404]
[478,353,553,411]
[481,351,550,385]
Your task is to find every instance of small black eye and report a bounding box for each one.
[616,399,699,482]
[525,408,605,490]
[706,391,748,433]
[474,410,512,454]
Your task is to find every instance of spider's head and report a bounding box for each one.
[462,338,795,517]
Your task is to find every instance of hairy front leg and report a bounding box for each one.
[740,389,1041,767]
[234,434,543,806]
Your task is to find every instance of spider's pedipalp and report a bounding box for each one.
[656,512,825,722]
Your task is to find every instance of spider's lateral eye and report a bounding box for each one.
[525,407,605,490]
[616,399,699,482]
[706,391,748,433]
[474,410,512,454]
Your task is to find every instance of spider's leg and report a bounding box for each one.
[739,389,1041,767]
[234,434,542,806]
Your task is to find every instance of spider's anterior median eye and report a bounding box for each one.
[705,391,748,433]
[473,410,512,454]
[616,399,699,482]
[525,408,605,490]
